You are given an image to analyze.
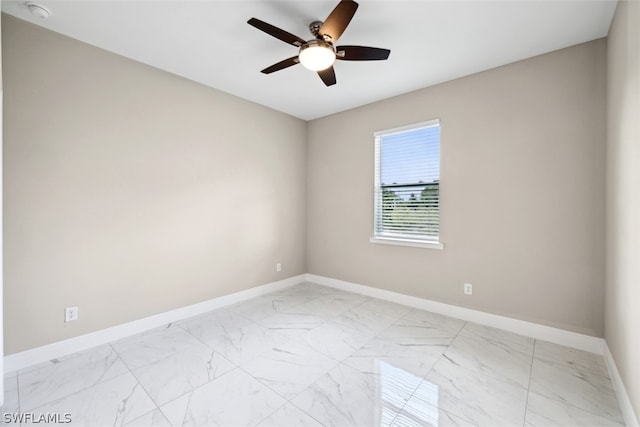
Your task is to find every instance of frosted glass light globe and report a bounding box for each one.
[299,41,336,71]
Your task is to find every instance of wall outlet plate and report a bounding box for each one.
[65,306,78,322]
[464,283,473,295]
[276,263,282,272]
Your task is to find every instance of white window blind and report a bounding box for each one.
[373,119,441,244]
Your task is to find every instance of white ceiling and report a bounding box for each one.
[2,0,616,120]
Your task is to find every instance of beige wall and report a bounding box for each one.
[308,40,607,337]
[2,16,307,354]
[1,12,614,356]
[606,0,640,420]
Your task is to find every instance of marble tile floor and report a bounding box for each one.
[1,282,624,426]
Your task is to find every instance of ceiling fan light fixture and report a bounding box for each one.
[298,40,336,71]
[248,0,390,87]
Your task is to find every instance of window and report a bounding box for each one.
[371,119,443,249]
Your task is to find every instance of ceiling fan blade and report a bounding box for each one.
[319,0,359,43]
[336,45,390,61]
[261,56,300,74]
[317,66,337,86]
[247,18,305,47]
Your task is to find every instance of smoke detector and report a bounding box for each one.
[26,2,51,19]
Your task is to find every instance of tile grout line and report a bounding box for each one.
[107,342,162,423]
[235,365,290,426]
[107,330,234,425]
[173,287,334,425]
[522,338,537,427]
[523,341,625,425]
[19,371,134,415]
[244,291,400,425]
[267,360,334,427]
[16,347,137,414]
[390,317,470,426]
[418,320,475,425]
[115,328,241,425]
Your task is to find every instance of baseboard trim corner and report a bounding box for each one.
[603,343,640,427]
[4,274,305,373]
[305,273,604,354]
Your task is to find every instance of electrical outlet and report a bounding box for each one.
[65,306,78,322]
[276,263,282,272]
[464,283,473,295]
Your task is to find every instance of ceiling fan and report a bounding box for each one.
[247,0,390,87]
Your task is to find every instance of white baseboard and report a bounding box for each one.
[604,344,640,427]
[4,274,304,373]
[306,274,605,354]
[7,272,636,424]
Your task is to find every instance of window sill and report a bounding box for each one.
[369,236,444,250]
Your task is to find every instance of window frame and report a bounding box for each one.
[370,119,444,250]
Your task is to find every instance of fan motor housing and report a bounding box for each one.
[309,21,324,38]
